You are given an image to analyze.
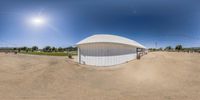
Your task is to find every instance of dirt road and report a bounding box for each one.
[0,52,200,100]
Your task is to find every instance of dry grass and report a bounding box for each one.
[0,52,200,100]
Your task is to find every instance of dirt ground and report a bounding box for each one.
[0,52,200,100]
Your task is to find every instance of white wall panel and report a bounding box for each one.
[78,43,137,66]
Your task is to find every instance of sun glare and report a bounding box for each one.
[30,16,45,26]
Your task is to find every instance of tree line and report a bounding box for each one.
[0,46,77,53]
[149,45,200,53]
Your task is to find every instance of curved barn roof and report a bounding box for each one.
[76,34,145,48]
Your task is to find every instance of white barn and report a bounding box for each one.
[76,34,145,66]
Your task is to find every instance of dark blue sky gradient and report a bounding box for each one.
[0,0,200,48]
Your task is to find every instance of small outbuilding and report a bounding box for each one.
[76,34,146,66]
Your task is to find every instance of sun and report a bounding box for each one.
[30,16,45,26]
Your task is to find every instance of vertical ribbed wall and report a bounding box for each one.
[78,43,137,66]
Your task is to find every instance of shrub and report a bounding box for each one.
[68,54,72,59]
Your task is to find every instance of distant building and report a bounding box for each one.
[76,34,145,66]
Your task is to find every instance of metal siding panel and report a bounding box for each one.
[79,43,137,66]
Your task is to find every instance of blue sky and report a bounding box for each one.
[0,0,200,48]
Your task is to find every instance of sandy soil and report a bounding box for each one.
[0,52,200,100]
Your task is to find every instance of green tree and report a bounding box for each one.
[13,48,17,51]
[27,48,32,53]
[58,47,63,52]
[165,46,172,51]
[52,47,57,52]
[21,47,28,51]
[43,46,51,52]
[175,45,182,51]
[32,46,38,52]
[17,48,21,52]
